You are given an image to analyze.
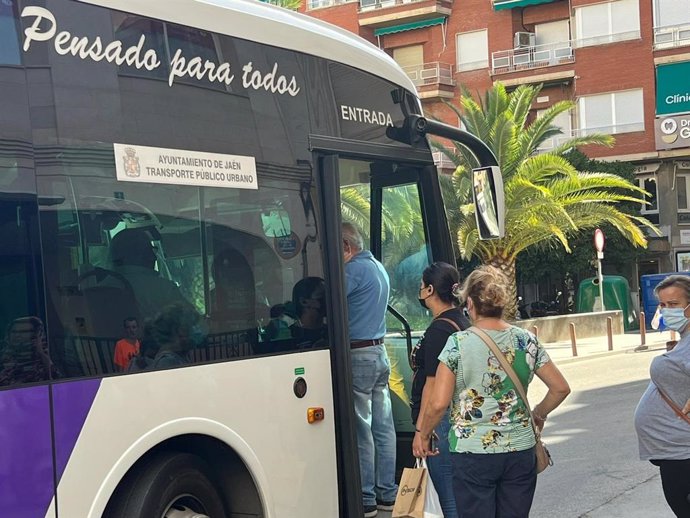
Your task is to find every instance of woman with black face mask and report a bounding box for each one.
[409,262,470,518]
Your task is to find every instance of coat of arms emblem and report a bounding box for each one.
[122,147,141,177]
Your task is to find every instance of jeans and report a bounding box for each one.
[351,344,398,506]
[427,409,458,518]
[452,447,537,518]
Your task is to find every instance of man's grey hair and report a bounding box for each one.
[342,222,364,251]
[655,275,690,301]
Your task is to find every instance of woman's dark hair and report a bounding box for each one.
[292,277,325,318]
[422,262,461,304]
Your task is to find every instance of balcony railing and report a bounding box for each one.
[402,62,454,87]
[359,0,429,11]
[574,30,641,48]
[536,131,573,152]
[573,122,645,137]
[654,24,690,50]
[432,151,455,170]
[308,0,348,8]
[492,40,574,75]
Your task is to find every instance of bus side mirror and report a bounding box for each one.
[472,166,505,240]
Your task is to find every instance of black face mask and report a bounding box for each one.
[418,286,431,309]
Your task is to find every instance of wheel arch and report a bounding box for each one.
[91,418,271,518]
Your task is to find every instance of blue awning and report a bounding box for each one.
[373,17,446,37]
[493,0,559,11]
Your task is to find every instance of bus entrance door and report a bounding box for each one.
[336,157,454,475]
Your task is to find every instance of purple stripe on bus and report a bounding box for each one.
[52,378,101,482]
[0,385,54,518]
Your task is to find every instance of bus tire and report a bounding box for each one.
[104,451,227,518]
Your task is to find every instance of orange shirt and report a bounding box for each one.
[113,339,140,370]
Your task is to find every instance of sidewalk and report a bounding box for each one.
[582,473,674,518]
[540,329,675,364]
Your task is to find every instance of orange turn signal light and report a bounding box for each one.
[307,407,325,423]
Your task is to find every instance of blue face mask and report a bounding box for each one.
[660,305,690,332]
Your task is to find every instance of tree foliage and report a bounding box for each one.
[517,150,647,285]
[434,83,659,317]
[259,0,302,10]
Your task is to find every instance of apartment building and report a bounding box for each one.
[302,0,690,290]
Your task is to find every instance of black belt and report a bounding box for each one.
[351,338,384,349]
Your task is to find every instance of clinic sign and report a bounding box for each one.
[655,114,690,150]
[114,144,258,189]
[656,62,690,116]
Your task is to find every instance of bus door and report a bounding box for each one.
[329,155,453,479]
[369,162,454,445]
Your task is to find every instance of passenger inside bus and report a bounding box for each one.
[126,322,159,373]
[113,317,140,372]
[108,228,195,321]
[290,276,327,349]
[148,304,201,370]
[0,316,56,385]
[261,277,327,350]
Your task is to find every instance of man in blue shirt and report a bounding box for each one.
[342,222,397,518]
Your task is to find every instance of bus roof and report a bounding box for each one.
[82,0,417,93]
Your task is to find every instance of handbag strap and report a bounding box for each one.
[655,383,690,425]
[468,326,539,437]
[435,317,462,332]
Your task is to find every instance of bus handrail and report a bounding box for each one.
[386,304,413,365]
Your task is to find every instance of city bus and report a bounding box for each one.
[0,1,502,517]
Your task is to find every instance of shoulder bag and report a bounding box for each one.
[435,317,462,332]
[468,326,553,474]
[654,383,690,426]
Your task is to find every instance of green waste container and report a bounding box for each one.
[576,275,639,331]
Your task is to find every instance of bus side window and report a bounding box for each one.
[0,198,50,386]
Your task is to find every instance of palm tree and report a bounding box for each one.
[340,184,425,262]
[434,83,658,317]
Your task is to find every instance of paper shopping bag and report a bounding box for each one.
[392,462,427,518]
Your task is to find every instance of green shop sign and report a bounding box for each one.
[656,61,690,116]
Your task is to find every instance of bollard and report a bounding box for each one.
[606,317,613,351]
[635,311,648,352]
[569,322,578,357]
[531,325,538,339]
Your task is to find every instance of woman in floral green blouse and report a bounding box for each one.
[413,266,570,518]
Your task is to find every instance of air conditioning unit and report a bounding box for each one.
[514,32,536,48]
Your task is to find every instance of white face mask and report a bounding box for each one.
[660,304,690,332]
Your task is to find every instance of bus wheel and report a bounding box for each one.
[105,452,226,518]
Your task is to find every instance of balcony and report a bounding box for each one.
[492,40,574,75]
[403,62,454,87]
[432,151,455,170]
[358,0,452,28]
[536,131,574,153]
[403,62,455,99]
[307,0,349,8]
[573,122,645,137]
[654,24,690,50]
